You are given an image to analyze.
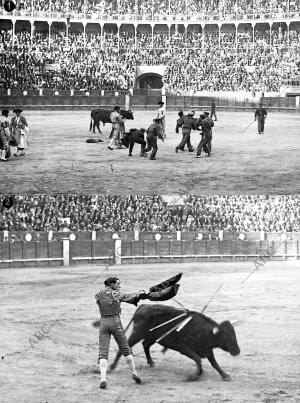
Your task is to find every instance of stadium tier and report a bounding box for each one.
[1,195,299,232]
[0,0,300,93]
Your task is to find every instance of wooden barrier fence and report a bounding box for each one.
[0,238,299,268]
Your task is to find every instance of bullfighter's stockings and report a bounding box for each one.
[1,149,8,161]
[99,358,107,383]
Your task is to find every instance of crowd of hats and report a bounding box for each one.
[0,23,299,93]
[0,195,299,233]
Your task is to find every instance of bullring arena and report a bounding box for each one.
[1,1,300,402]
[1,109,300,194]
[1,0,300,194]
[1,261,299,403]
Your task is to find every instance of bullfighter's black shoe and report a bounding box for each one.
[149,157,156,160]
[132,374,142,384]
[100,381,107,389]
[108,146,113,150]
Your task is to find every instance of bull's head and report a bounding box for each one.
[122,110,134,120]
[121,135,130,148]
[212,321,240,356]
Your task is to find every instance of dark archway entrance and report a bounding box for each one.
[136,73,163,89]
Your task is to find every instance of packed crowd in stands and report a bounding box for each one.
[6,0,300,19]
[1,195,299,233]
[0,0,300,93]
[0,23,299,93]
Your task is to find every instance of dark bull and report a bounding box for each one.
[89,109,134,134]
[93,304,240,382]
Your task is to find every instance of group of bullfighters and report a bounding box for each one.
[106,101,216,160]
[0,108,29,162]
[175,109,215,158]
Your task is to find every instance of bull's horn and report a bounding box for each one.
[231,319,243,326]
[212,326,219,335]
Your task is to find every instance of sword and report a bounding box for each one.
[241,120,255,134]
[201,283,223,314]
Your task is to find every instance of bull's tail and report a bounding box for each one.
[89,118,93,132]
[124,316,135,333]
[124,304,144,333]
[92,304,144,330]
[92,317,134,330]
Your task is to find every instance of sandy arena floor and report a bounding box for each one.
[0,261,299,403]
[1,110,300,194]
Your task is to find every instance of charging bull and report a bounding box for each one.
[106,304,240,382]
[89,109,134,134]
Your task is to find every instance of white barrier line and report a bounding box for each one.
[120,254,284,259]
[71,256,111,261]
[125,254,300,259]
[0,258,63,263]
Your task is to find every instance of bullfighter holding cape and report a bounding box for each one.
[10,108,29,156]
[95,273,182,390]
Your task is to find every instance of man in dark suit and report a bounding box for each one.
[210,100,217,121]
[175,110,195,153]
[254,102,267,135]
[196,114,213,158]
[144,118,164,160]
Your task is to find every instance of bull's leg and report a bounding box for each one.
[142,338,156,367]
[109,349,122,372]
[96,121,102,134]
[128,142,134,156]
[109,331,143,372]
[175,345,203,381]
[206,351,232,381]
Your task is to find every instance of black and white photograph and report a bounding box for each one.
[0,1,300,402]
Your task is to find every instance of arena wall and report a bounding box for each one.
[0,237,299,269]
[1,91,299,112]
